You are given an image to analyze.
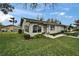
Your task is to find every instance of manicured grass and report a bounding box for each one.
[0,32,79,56]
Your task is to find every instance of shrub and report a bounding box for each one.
[18,29,22,34]
[61,30,64,33]
[61,30,67,33]
[33,34,45,39]
[64,30,67,32]
[65,32,79,37]
[50,33,61,36]
[23,34,31,40]
[42,32,45,34]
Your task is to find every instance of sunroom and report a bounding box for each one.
[24,24,43,36]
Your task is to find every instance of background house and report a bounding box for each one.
[0,26,2,31]
[0,25,18,32]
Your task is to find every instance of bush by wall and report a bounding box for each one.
[65,32,79,37]
[23,34,31,40]
[33,34,46,39]
[18,29,22,34]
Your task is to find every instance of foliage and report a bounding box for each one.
[65,32,79,37]
[0,3,14,14]
[23,3,57,19]
[9,17,17,25]
[23,34,31,40]
[46,18,61,24]
[18,29,22,34]
[33,34,46,39]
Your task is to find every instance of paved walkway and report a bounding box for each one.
[43,34,79,39]
[67,36,79,39]
[44,34,66,39]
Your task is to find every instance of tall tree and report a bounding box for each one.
[51,18,54,23]
[47,18,51,22]
[0,3,14,14]
[23,3,57,19]
[40,17,44,21]
[54,19,60,24]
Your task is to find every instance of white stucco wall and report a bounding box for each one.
[48,25,65,34]
[22,19,29,34]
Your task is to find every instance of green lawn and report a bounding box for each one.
[0,32,79,56]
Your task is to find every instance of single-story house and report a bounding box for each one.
[20,17,67,37]
[0,25,18,32]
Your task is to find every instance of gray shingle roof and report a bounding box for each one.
[20,17,67,27]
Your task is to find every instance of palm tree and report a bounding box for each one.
[9,17,17,26]
[9,17,17,32]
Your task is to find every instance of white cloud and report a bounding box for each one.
[64,15,73,19]
[59,12,65,16]
[11,9,43,17]
[0,11,14,22]
[50,12,66,16]
[50,12,59,15]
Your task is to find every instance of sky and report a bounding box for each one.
[0,3,79,26]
